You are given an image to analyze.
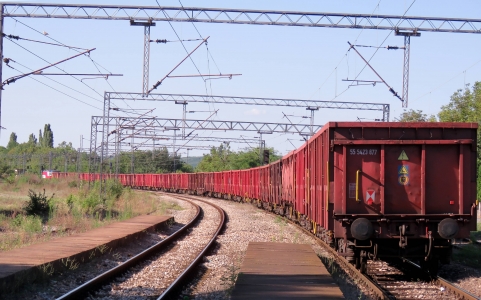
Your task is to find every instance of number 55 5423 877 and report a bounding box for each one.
[349,149,377,155]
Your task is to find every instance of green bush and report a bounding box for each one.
[4,174,15,185]
[105,179,123,199]
[24,189,54,216]
[67,180,78,188]
[10,215,43,233]
[81,193,104,214]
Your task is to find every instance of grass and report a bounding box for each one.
[451,231,481,270]
[470,231,481,242]
[273,215,288,242]
[0,175,177,251]
[477,222,481,232]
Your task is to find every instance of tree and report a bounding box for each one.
[7,132,18,150]
[438,82,481,123]
[438,82,481,199]
[396,109,437,122]
[38,129,43,147]
[28,133,37,146]
[196,143,233,172]
[41,124,54,148]
[196,144,282,172]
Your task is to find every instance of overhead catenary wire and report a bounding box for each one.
[8,59,103,104]
[150,38,204,43]
[348,42,402,101]
[308,0,383,100]
[2,33,88,50]
[7,65,101,110]
[175,0,222,118]
[9,17,134,112]
[415,58,481,101]
[6,37,104,99]
[3,48,96,87]
[155,0,206,83]
[327,0,417,102]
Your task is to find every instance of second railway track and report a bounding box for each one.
[57,194,225,300]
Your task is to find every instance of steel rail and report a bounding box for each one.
[56,198,201,300]
[280,216,390,299]
[404,259,479,300]
[157,194,226,299]
[436,277,479,300]
[252,201,479,300]
[183,193,390,299]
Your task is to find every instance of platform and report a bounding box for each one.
[231,242,344,299]
[0,214,172,294]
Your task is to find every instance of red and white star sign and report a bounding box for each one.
[366,190,375,205]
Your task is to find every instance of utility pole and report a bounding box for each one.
[0,4,4,137]
[131,129,134,174]
[173,129,177,172]
[175,100,188,139]
[130,19,156,96]
[395,30,420,108]
[258,131,272,165]
[306,107,319,135]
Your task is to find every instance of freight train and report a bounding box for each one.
[54,122,479,274]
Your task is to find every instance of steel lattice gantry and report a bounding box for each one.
[91,115,322,154]
[89,115,318,173]
[3,3,481,33]
[108,92,390,121]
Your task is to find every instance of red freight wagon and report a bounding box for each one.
[269,160,283,209]
[300,122,478,274]
[64,121,477,276]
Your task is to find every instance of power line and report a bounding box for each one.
[176,0,223,102]
[414,58,481,101]
[328,0,417,102]
[8,59,103,104]
[9,17,130,109]
[2,33,88,50]
[7,65,101,110]
[155,0,206,83]
[6,36,104,99]
[309,0,382,100]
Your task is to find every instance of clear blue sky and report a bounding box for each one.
[1,0,480,156]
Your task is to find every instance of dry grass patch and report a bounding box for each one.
[0,175,179,251]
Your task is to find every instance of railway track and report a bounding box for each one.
[56,194,225,300]
[233,198,480,300]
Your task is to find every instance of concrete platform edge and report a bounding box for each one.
[0,216,173,295]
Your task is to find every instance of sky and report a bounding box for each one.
[1,0,481,156]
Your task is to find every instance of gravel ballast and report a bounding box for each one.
[4,192,480,299]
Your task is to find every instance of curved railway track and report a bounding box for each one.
[56,194,225,300]
[186,193,478,300]
[266,205,480,300]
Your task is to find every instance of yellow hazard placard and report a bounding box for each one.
[398,150,409,160]
[398,165,409,174]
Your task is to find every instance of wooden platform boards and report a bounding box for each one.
[231,242,344,300]
[0,214,172,294]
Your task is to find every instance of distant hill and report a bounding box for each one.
[182,156,203,168]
